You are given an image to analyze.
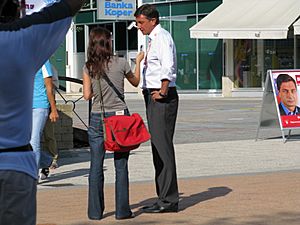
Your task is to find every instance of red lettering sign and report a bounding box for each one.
[295,75,300,85]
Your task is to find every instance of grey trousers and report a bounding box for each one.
[143,88,179,207]
[0,171,37,225]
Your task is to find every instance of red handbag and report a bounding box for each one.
[103,113,151,152]
[97,75,150,152]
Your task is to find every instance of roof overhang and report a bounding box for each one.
[190,0,300,39]
[294,19,300,35]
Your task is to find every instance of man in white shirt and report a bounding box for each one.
[134,4,179,213]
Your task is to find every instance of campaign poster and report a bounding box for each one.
[270,70,300,128]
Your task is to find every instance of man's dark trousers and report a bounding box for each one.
[143,88,179,207]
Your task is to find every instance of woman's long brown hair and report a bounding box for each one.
[86,27,112,79]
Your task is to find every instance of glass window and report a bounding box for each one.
[80,0,96,9]
[234,40,260,88]
[197,0,222,14]
[172,16,197,90]
[74,11,94,24]
[264,37,294,71]
[128,25,138,50]
[199,39,222,89]
[82,0,91,9]
[92,0,96,8]
[76,25,85,53]
[156,4,170,17]
[115,23,127,51]
[171,1,196,16]
[158,1,223,90]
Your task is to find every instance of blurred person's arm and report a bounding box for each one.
[44,77,59,122]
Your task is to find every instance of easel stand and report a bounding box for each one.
[256,70,300,143]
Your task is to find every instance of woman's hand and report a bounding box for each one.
[136,51,145,64]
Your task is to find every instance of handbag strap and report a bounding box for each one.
[96,74,128,116]
[96,78,108,140]
[102,75,125,103]
[96,78,106,115]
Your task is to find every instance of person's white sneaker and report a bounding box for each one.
[40,168,50,180]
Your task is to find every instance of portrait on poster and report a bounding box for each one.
[271,70,300,128]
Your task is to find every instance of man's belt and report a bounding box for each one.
[142,87,176,95]
[0,144,33,153]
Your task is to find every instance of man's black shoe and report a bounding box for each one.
[116,212,135,220]
[142,202,159,210]
[142,203,178,213]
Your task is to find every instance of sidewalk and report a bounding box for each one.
[37,139,300,225]
[37,97,300,224]
[37,172,300,225]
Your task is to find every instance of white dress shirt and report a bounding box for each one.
[141,24,177,89]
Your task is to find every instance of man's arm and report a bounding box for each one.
[44,77,59,122]
[0,0,85,31]
[65,0,85,16]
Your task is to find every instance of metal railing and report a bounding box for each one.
[56,76,91,129]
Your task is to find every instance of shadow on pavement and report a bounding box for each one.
[57,149,114,167]
[179,186,233,211]
[38,168,89,187]
[106,186,233,218]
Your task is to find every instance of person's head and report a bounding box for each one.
[277,74,298,111]
[86,26,112,79]
[0,0,20,23]
[134,4,159,35]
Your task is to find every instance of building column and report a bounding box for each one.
[222,39,234,97]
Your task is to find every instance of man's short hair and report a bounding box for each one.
[0,0,19,23]
[134,4,160,25]
[276,74,297,91]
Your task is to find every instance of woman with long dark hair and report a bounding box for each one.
[83,26,144,220]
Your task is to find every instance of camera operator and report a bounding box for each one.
[0,1,84,224]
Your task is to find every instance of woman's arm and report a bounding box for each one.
[83,71,94,100]
[126,51,144,87]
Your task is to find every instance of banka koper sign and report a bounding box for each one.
[97,0,136,20]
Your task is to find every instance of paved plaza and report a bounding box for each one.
[37,95,300,225]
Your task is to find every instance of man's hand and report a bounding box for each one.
[49,109,59,122]
[65,0,85,16]
[151,90,165,101]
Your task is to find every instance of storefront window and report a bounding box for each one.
[172,16,197,90]
[76,25,85,53]
[82,0,91,10]
[264,38,294,71]
[234,40,259,88]
[199,39,222,89]
[156,1,222,90]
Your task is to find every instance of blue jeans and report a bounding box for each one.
[30,108,52,169]
[0,171,36,225]
[88,111,132,220]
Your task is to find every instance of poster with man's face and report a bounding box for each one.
[271,70,300,128]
